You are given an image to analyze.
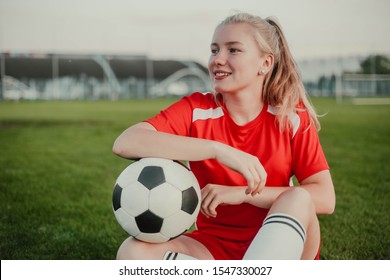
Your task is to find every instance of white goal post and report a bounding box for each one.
[335,73,390,104]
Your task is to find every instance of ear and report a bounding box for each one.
[259,53,274,75]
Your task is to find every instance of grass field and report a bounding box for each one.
[0,97,389,260]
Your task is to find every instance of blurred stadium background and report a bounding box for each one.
[1,52,389,101]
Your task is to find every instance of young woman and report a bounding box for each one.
[112,12,335,260]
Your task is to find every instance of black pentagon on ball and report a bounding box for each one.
[135,210,164,233]
[181,186,199,214]
[137,166,166,190]
[112,184,123,211]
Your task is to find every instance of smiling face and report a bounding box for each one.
[208,23,267,95]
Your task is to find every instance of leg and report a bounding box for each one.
[244,188,320,260]
[116,235,214,260]
[267,188,320,260]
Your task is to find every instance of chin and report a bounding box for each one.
[213,83,231,93]
[214,87,235,95]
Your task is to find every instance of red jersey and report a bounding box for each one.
[145,92,329,259]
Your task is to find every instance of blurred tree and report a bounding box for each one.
[359,55,390,74]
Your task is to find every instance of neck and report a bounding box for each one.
[222,90,264,126]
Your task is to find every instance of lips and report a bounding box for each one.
[213,70,232,79]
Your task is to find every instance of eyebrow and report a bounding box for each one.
[210,41,244,47]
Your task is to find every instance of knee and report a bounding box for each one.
[284,188,313,206]
[116,237,147,260]
[273,188,316,220]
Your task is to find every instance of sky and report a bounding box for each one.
[0,0,389,65]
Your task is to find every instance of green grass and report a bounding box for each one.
[314,99,390,259]
[0,98,389,260]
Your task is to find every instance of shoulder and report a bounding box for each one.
[294,101,312,126]
[266,101,312,138]
[292,102,319,140]
[164,92,216,113]
[184,92,224,123]
[184,92,218,108]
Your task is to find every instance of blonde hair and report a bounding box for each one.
[217,13,320,131]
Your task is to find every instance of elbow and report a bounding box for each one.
[319,194,336,215]
[315,173,336,215]
[112,126,137,158]
[326,188,336,214]
[112,139,123,157]
[322,202,335,215]
[328,197,336,215]
[112,123,154,158]
[112,136,133,158]
[112,126,146,159]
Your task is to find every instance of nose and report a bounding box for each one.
[210,50,227,66]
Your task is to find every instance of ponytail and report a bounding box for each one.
[264,18,320,131]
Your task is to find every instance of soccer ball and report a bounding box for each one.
[112,157,201,243]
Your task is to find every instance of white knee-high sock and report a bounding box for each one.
[163,251,198,260]
[243,213,306,260]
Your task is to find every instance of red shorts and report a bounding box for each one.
[185,230,321,260]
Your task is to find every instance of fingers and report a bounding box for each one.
[201,184,251,218]
[201,186,218,218]
[244,160,267,196]
[215,144,267,194]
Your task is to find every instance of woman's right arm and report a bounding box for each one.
[112,122,266,195]
[112,122,218,161]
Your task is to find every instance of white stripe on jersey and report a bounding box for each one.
[267,105,301,139]
[289,112,300,139]
[192,107,224,122]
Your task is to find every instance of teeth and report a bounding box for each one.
[215,72,230,77]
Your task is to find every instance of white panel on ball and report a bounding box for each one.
[149,183,182,217]
[136,232,170,243]
[116,161,144,188]
[121,181,150,216]
[114,208,141,236]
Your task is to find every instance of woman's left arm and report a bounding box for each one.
[201,170,335,218]
[245,170,335,214]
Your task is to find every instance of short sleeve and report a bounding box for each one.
[291,112,329,183]
[144,95,193,136]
